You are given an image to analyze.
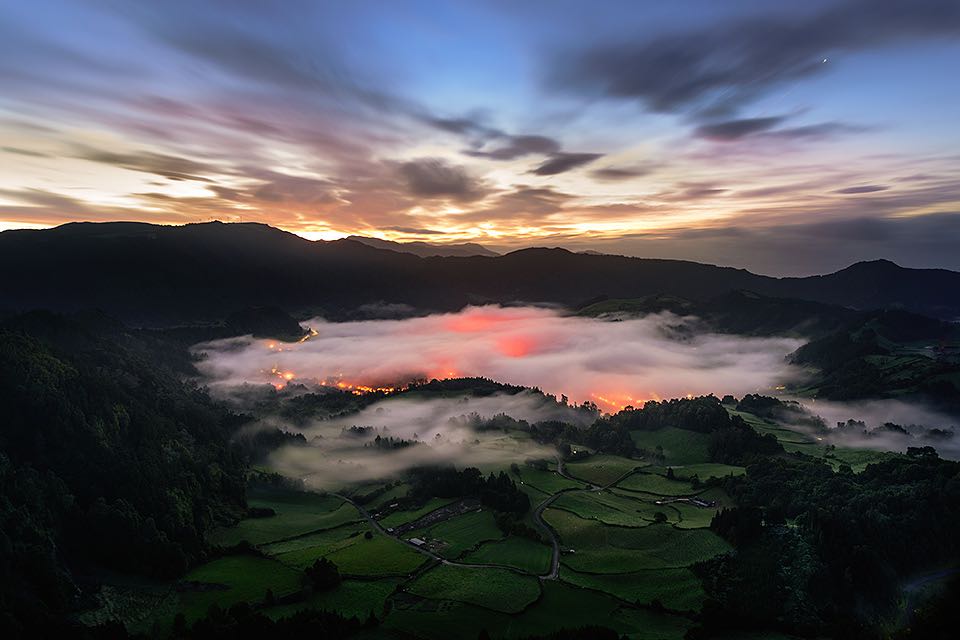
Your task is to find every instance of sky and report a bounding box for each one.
[2,0,960,275]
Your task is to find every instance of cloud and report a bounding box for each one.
[530,152,603,176]
[695,117,786,141]
[835,184,890,194]
[397,158,487,201]
[678,183,728,200]
[194,305,804,412]
[591,165,658,181]
[784,397,959,459]
[72,144,224,182]
[560,212,960,276]
[262,392,568,488]
[551,0,960,118]
[765,122,870,140]
[694,116,870,142]
[384,226,447,235]
[466,135,561,160]
[467,186,575,222]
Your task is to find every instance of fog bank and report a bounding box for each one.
[195,305,804,410]
[791,398,959,459]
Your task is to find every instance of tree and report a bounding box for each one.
[305,558,341,591]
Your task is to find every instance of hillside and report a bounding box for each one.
[1,222,958,324]
[346,235,499,258]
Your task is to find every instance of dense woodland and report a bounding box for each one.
[697,448,960,638]
[0,313,247,636]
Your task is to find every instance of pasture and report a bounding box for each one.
[385,579,692,639]
[562,566,707,611]
[629,427,712,465]
[263,578,400,621]
[616,471,696,496]
[462,535,553,574]
[564,454,646,486]
[209,490,361,546]
[178,555,302,622]
[405,564,541,613]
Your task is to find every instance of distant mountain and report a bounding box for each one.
[346,235,499,257]
[1,221,958,324]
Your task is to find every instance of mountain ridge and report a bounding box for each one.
[2,221,958,324]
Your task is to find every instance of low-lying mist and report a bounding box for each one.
[193,305,807,489]
[789,397,959,459]
[261,394,569,489]
[191,306,959,486]
[195,305,805,410]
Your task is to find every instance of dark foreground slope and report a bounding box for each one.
[1,222,958,324]
[0,312,247,635]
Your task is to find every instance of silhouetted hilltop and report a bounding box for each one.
[347,235,499,257]
[2,222,958,324]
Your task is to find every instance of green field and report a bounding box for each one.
[378,497,455,529]
[461,536,552,574]
[565,454,646,486]
[552,490,674,526]
[385,580,692,639]
[357,482,410,509]
[732,413,817,446]
[545,508,731,573]
[190,459,727,635]
[669,501,720,529]
[323,534,428,576]
[562,566,707,611]
[782,441,897,472]
[517,466,587,494]
[405,564,541,613]
[407,508,502,559]
[629,427,712,465]
[178,555,303,622]
[209,490,361,546]
[263,578,400,620]
[268,525,373,569]
[616,471,695,496]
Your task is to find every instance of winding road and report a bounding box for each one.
[335,456,648,582]
[334,491,564,579]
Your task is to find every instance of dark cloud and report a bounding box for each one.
[463,186,575,222]
[552,0,960,118]
[385,226,447,235]
[420,114,500,139]
[695,117,868,142]
[564,212,960,276]
[695,117,785,141]
[467,135,561,160]
[243,169,335,205]
[835,184,890,194]
[397,158,486,201]
[72,145,223,182]
[591,165,657,181]
[766,122,870,140]
[683,185,727,199]
[530,152,602,176]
